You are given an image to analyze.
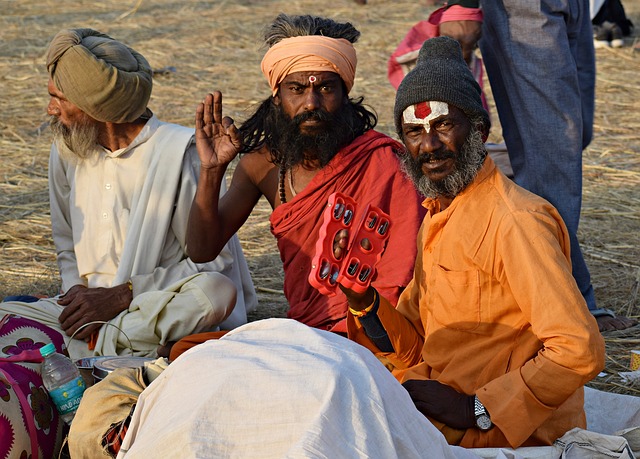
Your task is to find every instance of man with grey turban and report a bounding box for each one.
[339,37,604,449]
[0,28,257,359]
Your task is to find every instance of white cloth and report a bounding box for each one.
[585,386,640,435]
[117,318,480,459]
[467,387,640,459]
[0,116,256,358]
[48,115,256,328]
[108,319,640,459]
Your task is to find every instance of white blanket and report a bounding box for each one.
[118,319,479,459]
[117,319,640,458]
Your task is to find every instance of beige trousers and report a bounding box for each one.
[0,272,236,359]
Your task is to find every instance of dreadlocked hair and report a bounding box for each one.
[262,13,361,47]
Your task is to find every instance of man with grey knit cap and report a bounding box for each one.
[341,37,604,448]
[0,28,257,359]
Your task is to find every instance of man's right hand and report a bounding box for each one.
[438,20,482,65]
[57,283,132,340]
[195,91,243,170]
[332,228,377,310]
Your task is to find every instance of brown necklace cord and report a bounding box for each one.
[279,166,287,204]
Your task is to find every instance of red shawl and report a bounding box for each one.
[270,130,425,332]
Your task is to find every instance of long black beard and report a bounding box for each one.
[400,127,487,199]
[49,115,100,163]
[270,104,358,170]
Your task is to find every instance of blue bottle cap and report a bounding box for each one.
[39,342,56,357]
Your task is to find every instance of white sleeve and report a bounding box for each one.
[48,144,84,293]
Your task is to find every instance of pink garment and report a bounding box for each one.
[388,6,489,113]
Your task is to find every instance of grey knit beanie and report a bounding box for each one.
[394,36,490,137]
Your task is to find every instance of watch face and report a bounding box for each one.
[476,414,492,431]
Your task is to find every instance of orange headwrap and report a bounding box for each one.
[260,36,357,96]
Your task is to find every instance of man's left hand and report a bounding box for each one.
[57,284,132,340]
[402,379,476,430]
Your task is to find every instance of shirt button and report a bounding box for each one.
[105,183,112,190]
[102,212,108,219]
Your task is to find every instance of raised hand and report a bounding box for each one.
[195,91,243,170]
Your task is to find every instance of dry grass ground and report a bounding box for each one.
[0,0,639,394]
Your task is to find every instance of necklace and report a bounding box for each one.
[278,166,299,204]
[279,166,287,204]
[287,168,298,198]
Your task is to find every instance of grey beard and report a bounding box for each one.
[49,116,101,163]
[400,127,487,200]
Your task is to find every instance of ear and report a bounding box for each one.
[273,89,281,106]
[477,121,489,143]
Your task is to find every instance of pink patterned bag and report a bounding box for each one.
[0,314,67,459]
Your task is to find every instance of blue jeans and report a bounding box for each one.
[2,295,41,303]
[479,0,597,309]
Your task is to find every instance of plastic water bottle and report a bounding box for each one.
[39,342,86,424]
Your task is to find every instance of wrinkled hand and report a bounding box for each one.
[195,91,242,170]
[57,284,132,340]
[438,20,482,65]
[402,379,475,430]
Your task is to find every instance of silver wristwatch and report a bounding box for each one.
[474,396,493,431]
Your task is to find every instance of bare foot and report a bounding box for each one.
[597,315,638,332]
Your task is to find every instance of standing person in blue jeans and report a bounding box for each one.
[440,0,635,331]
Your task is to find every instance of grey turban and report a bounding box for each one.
[45,28,152,123]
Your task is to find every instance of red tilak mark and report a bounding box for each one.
[414,102,431,119]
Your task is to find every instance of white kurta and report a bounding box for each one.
[0,115,256,358]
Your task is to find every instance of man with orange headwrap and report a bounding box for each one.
[185,14,424,340]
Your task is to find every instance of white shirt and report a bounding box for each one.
[48,115,256,328]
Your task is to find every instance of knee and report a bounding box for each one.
[192,272,238,315]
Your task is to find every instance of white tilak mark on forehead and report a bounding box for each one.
[402,101,449,134]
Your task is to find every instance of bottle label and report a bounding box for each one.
[47,376,86,416]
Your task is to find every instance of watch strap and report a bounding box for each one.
[474,396,486,417]
[474,396,493,431]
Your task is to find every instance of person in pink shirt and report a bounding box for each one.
[387,5,489,115]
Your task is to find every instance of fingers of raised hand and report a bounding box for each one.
[203,93,216,126]
[221,115,235,130]
[195,101,205,130]
[212,90,224,124]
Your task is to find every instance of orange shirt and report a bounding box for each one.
[348,157,604,448]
